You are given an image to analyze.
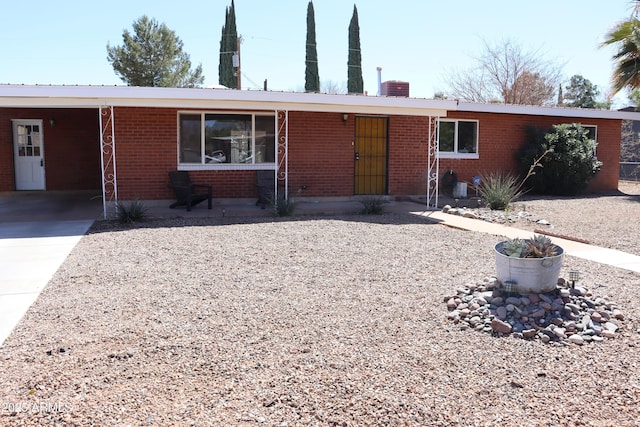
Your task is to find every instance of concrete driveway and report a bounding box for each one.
[0,191,102,345]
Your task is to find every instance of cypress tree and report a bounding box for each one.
[218,8,229,86]
[218,1,238,88]
[305,1,320,92]
[347,4,363,94]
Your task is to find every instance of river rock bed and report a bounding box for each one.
[442,204,537,225]
[445,277,625,345]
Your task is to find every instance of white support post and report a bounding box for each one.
[426,116,439,209]
[99,106,117,219]
[275,110,289,201]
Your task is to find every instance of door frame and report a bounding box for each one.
[12,119,46,190]
[354,116,388,195]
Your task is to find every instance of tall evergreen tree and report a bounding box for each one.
[218,1,238,88]
[305,1,320,92]
[347,4,363,94]
[557,84,563,106]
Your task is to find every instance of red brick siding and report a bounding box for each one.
[114,107,270,199]
[0,108,101,191]
[439,111,621,193]
[1,106,621,197]
[387,115,431,195]
[287,111,355,197]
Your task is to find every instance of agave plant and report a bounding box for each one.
[501,234,559,258]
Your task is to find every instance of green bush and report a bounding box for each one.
[116,200,150,224]
[274,194,296,217]
[359,196,385,214]
[478,171,524,210]
[519,124,602,195]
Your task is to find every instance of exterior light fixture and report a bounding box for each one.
[342,114,348,122]
[49,118,55,127]
[568,270,580,288]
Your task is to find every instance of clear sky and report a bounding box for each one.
[1,1,637,107]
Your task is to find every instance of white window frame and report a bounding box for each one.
[581,124,598,159]
[177,110,277,171]
[437,119,480,159]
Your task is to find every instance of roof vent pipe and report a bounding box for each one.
[376,67,382,96]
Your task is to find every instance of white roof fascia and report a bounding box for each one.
[457,101,640,120]
[0,85,455,117]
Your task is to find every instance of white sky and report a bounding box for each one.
[1,0,636,107]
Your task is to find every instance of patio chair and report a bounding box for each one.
[256,170,276,209]
[168,171,212,211]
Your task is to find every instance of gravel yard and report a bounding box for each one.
[1,183,639,426]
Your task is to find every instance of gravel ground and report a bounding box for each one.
[1,183,639,426]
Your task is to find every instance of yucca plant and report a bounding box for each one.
[274,194,296,217]
[480,149,552,210]
[116,200,150,224]
[478,171,525,210]
[359,196,385,214]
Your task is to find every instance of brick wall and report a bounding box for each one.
[440,111,621,193]
[0,108,101,191]
[1,106,621,197]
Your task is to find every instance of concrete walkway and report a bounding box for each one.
[0,220,95,345]
[413,210,640,273]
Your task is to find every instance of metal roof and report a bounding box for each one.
[1,84,639,120]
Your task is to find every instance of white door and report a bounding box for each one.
[13,120,45,190]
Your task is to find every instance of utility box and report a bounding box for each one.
[381,81,409,97]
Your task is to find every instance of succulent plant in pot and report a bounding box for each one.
[501,234,559,258]
[494,234,564,294]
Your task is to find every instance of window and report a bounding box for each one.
[583,125,597,142]
[582,124,598,158]
[437,119,479,158]
[179,112,276,166]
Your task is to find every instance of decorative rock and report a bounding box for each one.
[553,327,566,339]
[491,319,512,334]
[568,334,584,345]
[445,276,625,345]
[531,308,546,318]
[528,294,541,304]
[571,286,588,296]
[491,297,504,306]
[505,296,522,305]
[442,205,451,213]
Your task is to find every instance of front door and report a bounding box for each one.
[354,116,388,195]
[13,120,45,190]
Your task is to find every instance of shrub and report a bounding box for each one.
[359,196,385,214]
[519,124,602,195]
[478,171,524,210]
[274,194,296,217]
[116,200,150,224]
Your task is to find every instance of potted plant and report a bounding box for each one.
[494,234,564,294]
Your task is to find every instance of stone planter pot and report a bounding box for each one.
[494,241,564,294]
